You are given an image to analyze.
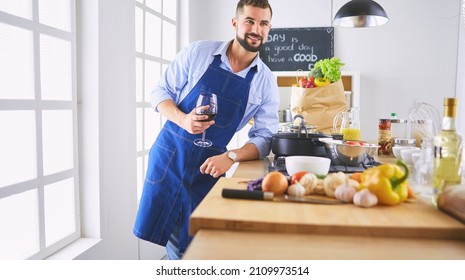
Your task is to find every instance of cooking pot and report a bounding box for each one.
[271,132,331,158]
[279,123,317,134]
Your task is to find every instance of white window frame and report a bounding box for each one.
[135,0,178,202]
[134,0,179,260]
[0,0,80,260]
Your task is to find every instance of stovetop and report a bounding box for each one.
[269,155,381,176]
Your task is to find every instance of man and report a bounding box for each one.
[133,0,279,260]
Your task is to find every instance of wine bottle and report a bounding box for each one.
[432,98,463,205]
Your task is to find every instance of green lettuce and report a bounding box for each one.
[309,57,345,83]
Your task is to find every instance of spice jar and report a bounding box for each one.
[378,118,392,155]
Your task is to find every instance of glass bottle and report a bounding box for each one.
[432,98,463,206]
[413,139,434,197]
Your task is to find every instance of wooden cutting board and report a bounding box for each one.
[189,177,465,240]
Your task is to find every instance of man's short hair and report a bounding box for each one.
[236,0,273,18]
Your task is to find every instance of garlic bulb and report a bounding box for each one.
[353,189,378,208]
[334,184,357,202]
[323,172,346,198]
[287,183,306,197]
[312,179,326,195]
[347,178,360,189]
[299,173,318,195]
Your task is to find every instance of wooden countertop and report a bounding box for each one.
[184,229,465,260]
[188,177,465,240]
[184,158,465,259]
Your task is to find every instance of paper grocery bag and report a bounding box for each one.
[290,79,347,134]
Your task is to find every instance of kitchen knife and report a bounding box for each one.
[222,189,344,205]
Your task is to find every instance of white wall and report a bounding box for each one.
[457,0,465,134]
[186,0,464,141]
[74,0,139,260]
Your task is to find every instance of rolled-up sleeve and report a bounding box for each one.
[149,43,192,111]
[246,76,280,158]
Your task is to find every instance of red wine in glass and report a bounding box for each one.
[197,113,217,122]
[194,90,218,147]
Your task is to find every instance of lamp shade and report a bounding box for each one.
[333,0,389,27]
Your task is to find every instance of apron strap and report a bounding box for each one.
[211,54,258,83]
[245,65,258,83]
[211,54,222,67]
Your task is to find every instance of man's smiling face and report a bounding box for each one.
[233,5,272,53]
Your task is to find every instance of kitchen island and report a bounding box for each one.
[183,159,465,259]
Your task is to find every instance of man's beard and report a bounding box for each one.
[236,33,264,53]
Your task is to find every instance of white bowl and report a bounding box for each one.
[392,146,416,159]
[400,147,421,165]
[285,156,331,176]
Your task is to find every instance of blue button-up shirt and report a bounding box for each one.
[150,40,280,158]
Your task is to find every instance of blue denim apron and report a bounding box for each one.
[133,55,257,253]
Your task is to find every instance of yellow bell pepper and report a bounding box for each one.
[358,160,409,206]
[314,77,330,87]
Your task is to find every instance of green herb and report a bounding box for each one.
[309,57,345,83]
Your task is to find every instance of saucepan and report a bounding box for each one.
[272,114,331,158]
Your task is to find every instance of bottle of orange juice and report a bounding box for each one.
[341,127,361,141]
[333,107,361,141]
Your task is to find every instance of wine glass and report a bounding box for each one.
[193,89,218,147]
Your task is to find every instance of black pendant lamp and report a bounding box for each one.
[333,0,389,27]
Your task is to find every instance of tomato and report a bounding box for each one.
[350,172,362,183]
[346,141,367,146]
[305,80,315,88]
[299,78,308,88]
[290,171,309,184]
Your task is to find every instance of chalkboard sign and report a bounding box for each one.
[259,27,334,71]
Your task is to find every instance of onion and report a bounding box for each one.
[262,171,288,196]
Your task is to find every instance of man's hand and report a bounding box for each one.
[157,100,214,134]
[180,106,215,134]
[200,144,260,178]
[200,153,234,178]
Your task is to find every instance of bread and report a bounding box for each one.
[437,184,465,224]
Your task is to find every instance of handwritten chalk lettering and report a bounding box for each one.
[267,55,285,63]
[267,33,286,42]
[273,44,294,56]
[298,44,313,51]
[293,53,318,62]
[259,27,334,71]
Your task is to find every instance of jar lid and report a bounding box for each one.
[394,138,416,145]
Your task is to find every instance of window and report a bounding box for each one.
[135,0,177,201]
[0,0,78,259]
